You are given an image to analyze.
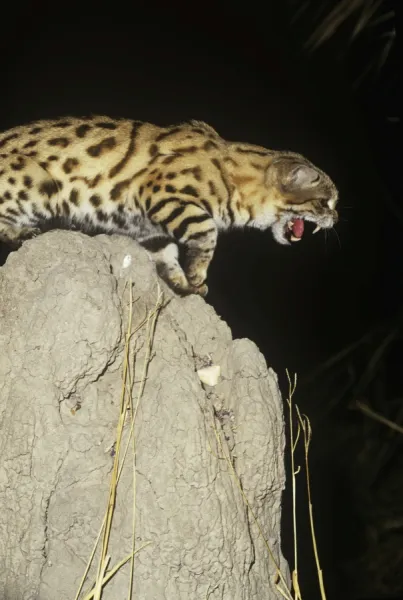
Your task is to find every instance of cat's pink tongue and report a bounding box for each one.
[291,218,304,238]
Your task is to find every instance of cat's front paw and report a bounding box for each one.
[192,283,208,297]
[174,281,208,297]
[19,227,41,241]
[186,268,207,290]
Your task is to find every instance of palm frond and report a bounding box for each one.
[288,0,397,86]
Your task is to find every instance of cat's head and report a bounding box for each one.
[266,152,339,245]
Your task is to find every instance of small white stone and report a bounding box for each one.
[122,254,132,269]
[197,365,221,386]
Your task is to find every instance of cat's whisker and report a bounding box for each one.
[331,227,341,249]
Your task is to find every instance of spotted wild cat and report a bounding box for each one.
[0,116,338,295]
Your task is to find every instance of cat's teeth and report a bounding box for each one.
[312,225,321,234]
[287,221,294,230]
[290,235,301,242]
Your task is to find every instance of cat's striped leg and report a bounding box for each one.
[140,236,207,296]
[145,199,216,296]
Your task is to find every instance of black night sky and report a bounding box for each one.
[0,2,401,599]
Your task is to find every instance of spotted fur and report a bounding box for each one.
[0,115,338,295]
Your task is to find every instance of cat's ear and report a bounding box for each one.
[287,164,320,188]
[267,157,321,190]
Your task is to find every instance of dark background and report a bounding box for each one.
[0,1,401,598]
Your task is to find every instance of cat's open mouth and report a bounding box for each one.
[285,218,321,242]
[271,212,337,246]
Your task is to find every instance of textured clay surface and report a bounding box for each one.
[0,231,289,599]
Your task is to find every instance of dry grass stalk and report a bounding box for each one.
[286,370,329,600]
[285,371,302,600]
[75,281,163,600]
[295,406,327,600]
